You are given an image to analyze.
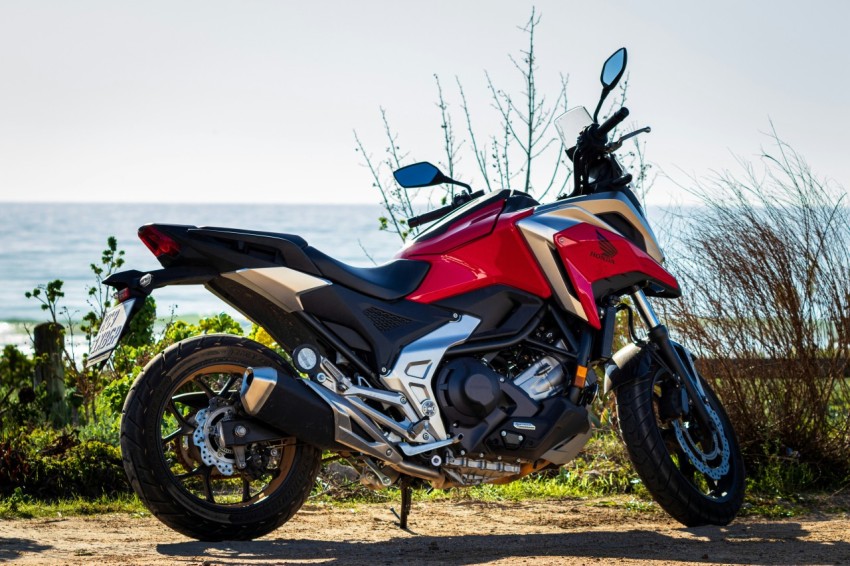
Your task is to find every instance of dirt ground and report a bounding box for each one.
[1,498,849,565]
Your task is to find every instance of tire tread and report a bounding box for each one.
[616,368,744,527]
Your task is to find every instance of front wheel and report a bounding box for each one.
[120,334,321,541]
[616,362,745,526]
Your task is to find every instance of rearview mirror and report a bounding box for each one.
[601,48,627,88]
[393,162,472,193]
[593,47,628,122]
[393,162,442,188]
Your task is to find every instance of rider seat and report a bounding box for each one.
[305,247,429,301]
[190,226,429,301]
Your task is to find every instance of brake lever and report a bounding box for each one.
[606,126,651,153]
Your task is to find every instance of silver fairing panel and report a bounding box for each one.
[517,191,663,323]
[381,315,481,441]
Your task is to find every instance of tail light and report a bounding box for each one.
[114,287,133,304]
[138,225,181,258]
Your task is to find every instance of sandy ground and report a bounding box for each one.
[1,498,849,565]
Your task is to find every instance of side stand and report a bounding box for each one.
[391,476,413,529]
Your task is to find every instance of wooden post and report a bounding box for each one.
[33,322,69,426]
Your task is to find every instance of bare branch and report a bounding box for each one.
[434,74,462,200]
[379,109,415,221]
[353,129,404,240]
[357,239,378,266]
[457,77,492,192]
[485,72,524,153]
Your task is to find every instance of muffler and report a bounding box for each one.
[239,366,339,449]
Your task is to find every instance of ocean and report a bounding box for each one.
[0,201,674,351]
[0,203,402,349]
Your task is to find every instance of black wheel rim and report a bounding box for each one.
[157,362,297,507]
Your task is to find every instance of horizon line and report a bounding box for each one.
[0,200,386,206]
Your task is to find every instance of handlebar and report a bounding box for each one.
[407,190,485,229]
[597,107,629,137]
[407,202,457,229]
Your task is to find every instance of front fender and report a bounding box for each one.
[603,342,655,394]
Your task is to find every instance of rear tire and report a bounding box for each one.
[120,334,321,541]
[616,363,745,526]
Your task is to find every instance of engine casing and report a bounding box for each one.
[434,357,589,461]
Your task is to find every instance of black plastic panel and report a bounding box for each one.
[187,227,321,275]
[597,212,647,253]
[482,396,589,460]
[144,223,322,275]
[205,276,323,355]
[591,272,680,300]
[434,286,545,342]
[503,191,539,213]
[300,286,453,371]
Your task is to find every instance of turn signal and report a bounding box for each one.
[138,225,181,258]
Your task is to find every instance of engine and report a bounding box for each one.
[434,354,589,467]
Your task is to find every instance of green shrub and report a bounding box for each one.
[36,440,129,498]
[124,296,156,348]
[0,345,45,430]
[0,428,129,499]
[99,373,135,416]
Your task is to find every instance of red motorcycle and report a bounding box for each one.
[91,48,744,541]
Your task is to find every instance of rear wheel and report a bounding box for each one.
[616,363,745,526]
[120,334,321,541]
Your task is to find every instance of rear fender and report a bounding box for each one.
[90,266,218,358]
[103,266,218,296]
[603,342,655,394]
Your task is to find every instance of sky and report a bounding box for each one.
[0,0,848,206]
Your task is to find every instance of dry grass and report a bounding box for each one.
[664,130,850,474]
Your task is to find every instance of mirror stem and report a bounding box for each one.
[453,180,472,194]
[593,87,610,122]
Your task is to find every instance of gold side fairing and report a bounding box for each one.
[517,192,662,323]
[220,267,330,313]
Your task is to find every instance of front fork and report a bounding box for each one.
[630,290,716,434]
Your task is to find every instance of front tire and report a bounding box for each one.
[616,362,745,526]
[120,334,321,541]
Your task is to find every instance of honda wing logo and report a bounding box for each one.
[590,230,618,264]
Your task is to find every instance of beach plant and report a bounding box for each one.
[80,236,125,343]
[0,345,42,430]
[24,279,65,326]
[22,237,158,423]
[80,236,157,351]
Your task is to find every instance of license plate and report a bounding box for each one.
[86,299,136,366]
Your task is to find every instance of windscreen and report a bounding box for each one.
[554,106,593,151]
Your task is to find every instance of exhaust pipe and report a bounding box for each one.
[240,367,339,449]
[240,366,448,484]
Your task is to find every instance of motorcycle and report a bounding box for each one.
[89,48,744,541]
